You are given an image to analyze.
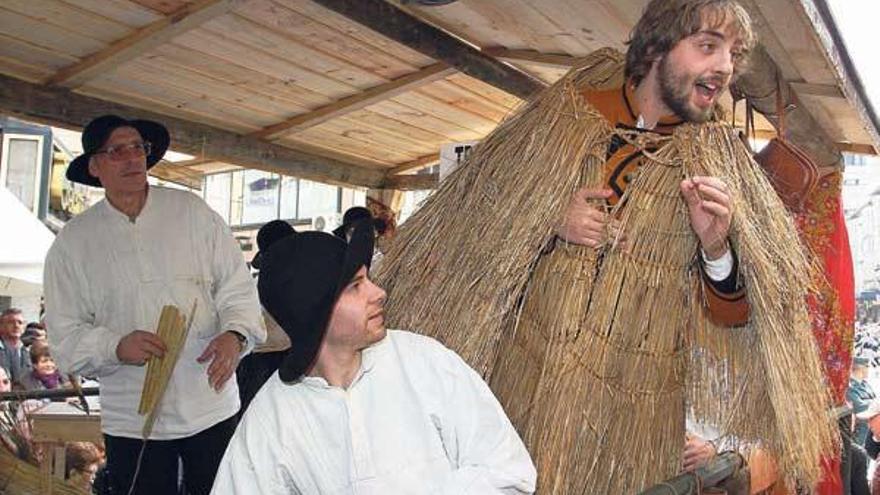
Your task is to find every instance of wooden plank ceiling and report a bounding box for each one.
[0,0,875,189]
[0,0,521,185]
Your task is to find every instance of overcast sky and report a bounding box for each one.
[826,0,880,115]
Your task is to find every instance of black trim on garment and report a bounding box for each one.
[607,150,644,199]
[700,244,743,295]
[866,432,880,460]
[606,134,627,160]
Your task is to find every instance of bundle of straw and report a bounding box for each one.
[376,47,835,492]
[0,401,85,494]
[138,303,194,438]
[0,445,85,495]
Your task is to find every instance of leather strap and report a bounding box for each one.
[775,73,786,139]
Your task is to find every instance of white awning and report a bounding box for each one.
[0,186,54,296]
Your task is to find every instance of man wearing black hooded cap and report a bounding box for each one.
[211,222,536,494]
[848,355,877,445]
[44,115,265,494]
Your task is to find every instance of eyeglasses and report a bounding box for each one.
[94,141,152,160]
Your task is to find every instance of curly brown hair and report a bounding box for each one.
[65,441,102,478]
[625,0,756,85]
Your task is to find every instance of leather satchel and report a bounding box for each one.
[747,80,819,212]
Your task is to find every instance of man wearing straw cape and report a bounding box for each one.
[44,115,264,494]
[375,0,836,492]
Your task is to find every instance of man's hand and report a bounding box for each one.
[683,435,717,472]
[197,331,244,392]
[680,176,732,260]
[556,187,623,247]
[116,330,167,365]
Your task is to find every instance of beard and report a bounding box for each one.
[657,56,716,123]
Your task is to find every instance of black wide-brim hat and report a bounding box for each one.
[67,114,171,187]
[258,220,375,382]
[252,220,296,270]
[332,206,372,239]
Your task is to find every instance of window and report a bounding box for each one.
[399,189,433,224]
[230,171,244,226]
[1,134,44,213]
[280,176,298,220]
[203,171,343,228]
[352,188,366,207]
[204,173,231,223]
[242,170,279,225]
[845,153,868,166]
[298,179,339,220]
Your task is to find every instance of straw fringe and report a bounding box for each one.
[375,48,835,492]
[679,124,835,488]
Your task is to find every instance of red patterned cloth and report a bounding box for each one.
[795,172,855,494]
[796,172,856,404]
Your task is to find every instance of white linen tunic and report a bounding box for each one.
[211,330,536,494]
[44,186,264,439]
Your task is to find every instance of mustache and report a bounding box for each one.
[695,76,728,87]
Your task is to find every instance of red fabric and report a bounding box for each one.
[814,456,842,494]
[794,172,855,494]
[796,173,856,404]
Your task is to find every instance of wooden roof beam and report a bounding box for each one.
[252,63,456,140]
[482,48,580,69]
[789,82,844,99]
[149,162,205,189]
[169,157,215,168]
[388,153,440,175]
[0,74,385,188]
[380,173,438,191]
[309,0,544,100]
[47,0,243,89]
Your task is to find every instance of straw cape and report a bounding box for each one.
[374,48,836,493]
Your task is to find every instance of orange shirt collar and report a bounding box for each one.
[622,83,684,132]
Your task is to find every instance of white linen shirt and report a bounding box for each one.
[211,330,536,494]
[44,186,265,439]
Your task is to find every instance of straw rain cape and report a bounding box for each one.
[375,48,835,493]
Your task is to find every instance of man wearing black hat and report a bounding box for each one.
[848,355,877,445]
[211,222,536,494]
[333,206,388,267]
[235,220,293,413]
[44,115,265,494]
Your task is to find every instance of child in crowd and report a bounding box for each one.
[65,441,104,493]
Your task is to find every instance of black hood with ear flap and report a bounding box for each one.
[257,219,375,382]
